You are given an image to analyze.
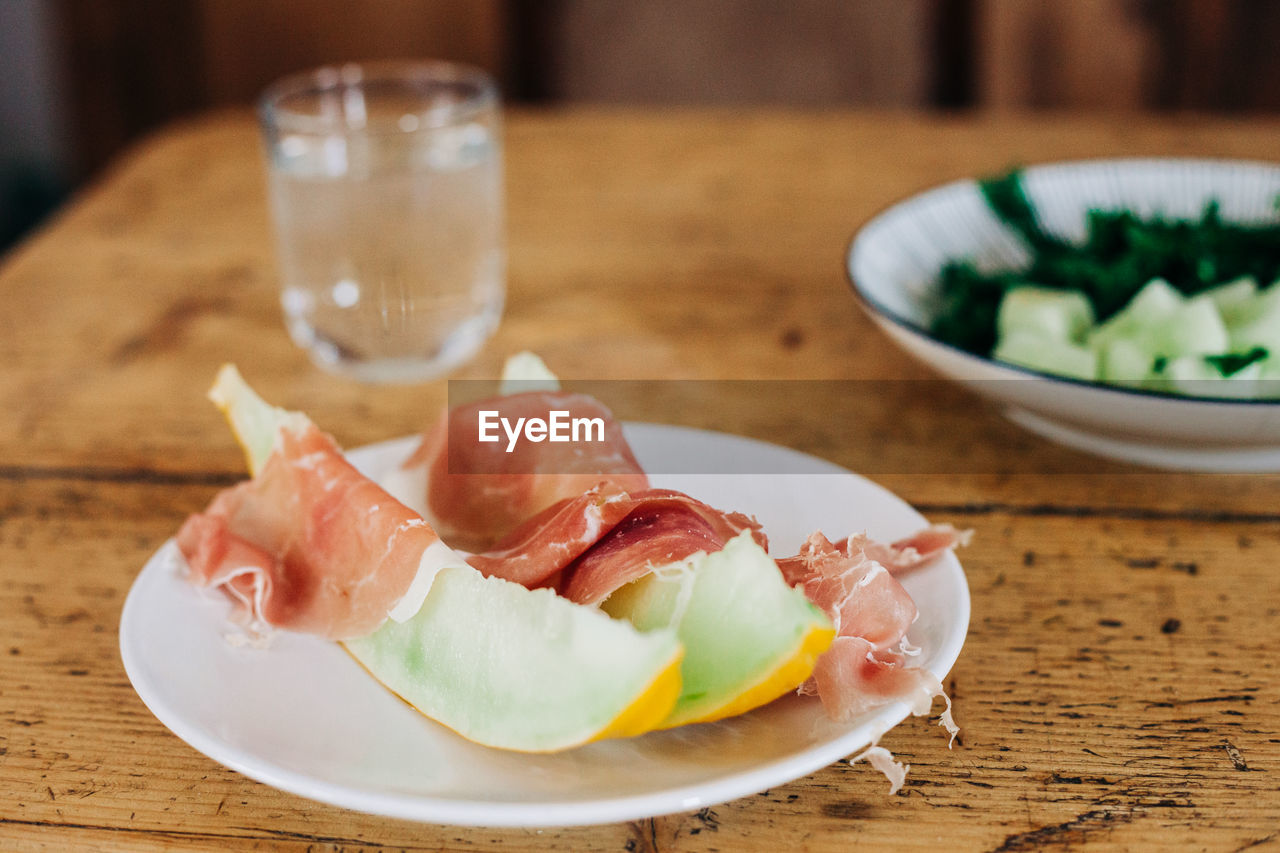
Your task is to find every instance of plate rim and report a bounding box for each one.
[120,423,971,827]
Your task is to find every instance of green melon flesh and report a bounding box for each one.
[997,286,1094,343]
[208,364,309,476]
[1087,278,1183,350]
[1205,277,1259,324]
[1156,356,1264,399]
[602,532,832,728]
[990,276,1280,399]
[1098,337,1156,384]
[1229,285,1280,352]
[993,330,1098,380]
[345,565,682,752]
[1146,295,1230,357]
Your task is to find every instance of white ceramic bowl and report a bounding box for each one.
[847,158,1280,472]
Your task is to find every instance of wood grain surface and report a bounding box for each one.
[2,110,1279,851]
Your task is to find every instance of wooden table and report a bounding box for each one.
[3,110,1279,851]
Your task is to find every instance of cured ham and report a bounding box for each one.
[854,524,974,576]
[559,491,764,605]
[779,531,961,732]
[462,485,633,588]
[404,390,650,551]
[177,415,464,640]
[802,635,945,720]
[778,533,919,647]
[467,487,764,605]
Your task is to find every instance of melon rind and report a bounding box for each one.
[604,533,834,728]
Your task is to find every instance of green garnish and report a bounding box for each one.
[1204,347,1270,377]
[932,169,1280,355]
[979,169,1063,253]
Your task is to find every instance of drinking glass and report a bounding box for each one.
[259,61,504,383]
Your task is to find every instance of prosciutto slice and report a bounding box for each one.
[467,487,765,605]
[405,391,650,551]
[779,531,961,730]
[177,421,455,640]
[778,533,918,649]
[850,524,973,576]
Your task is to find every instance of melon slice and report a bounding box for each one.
[344,567,683,752]
[208,364,307,476]
[604,532,834,728]
[203,364,684,752]
[498,350,562,395]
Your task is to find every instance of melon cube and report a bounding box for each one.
[993,330,1098,381]
[996,286,1095,343]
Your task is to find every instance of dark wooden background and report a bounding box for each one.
[53,0,1280,181]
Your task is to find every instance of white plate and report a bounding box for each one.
[120,424,970,827]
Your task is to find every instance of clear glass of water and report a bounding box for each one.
[259,62,504,383]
